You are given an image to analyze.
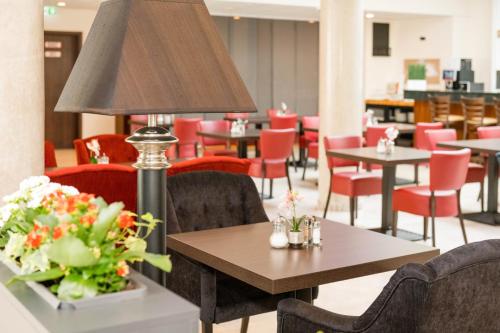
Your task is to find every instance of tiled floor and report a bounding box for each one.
[55,149,499,333]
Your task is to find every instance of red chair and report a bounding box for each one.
[301,116,319,180]
[224,113,249,120]
[74,134,138,165]
[198,120,237,157]
[173,117,202,159]
[266,108,281,118]
[477,126,500,139]
[426,128,486,211]
[270,114,298,171]
[392,149,471,246]
[364,125,389,170]
[44,140,57,169]
[168,156,251,176]
[129,115,149,133]
[413,122,444,184]
[249,129,295,199]
[323,136,382,226]
[45,164,138,212]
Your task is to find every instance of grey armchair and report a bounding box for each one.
[165,171,312,333]
[278,239,500,333]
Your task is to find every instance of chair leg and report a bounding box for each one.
[479,181,484,212]
[423,217,429,241]
[349,197,355,226]
[260,163,266,200]
[414,164,419,185]
[392,211,398,237]
[430,192,436,247]
[285,159,292,191]
[202,322,213,333]
[291,151,298,173]
[240,317,249,333]
[314,159,318,170]
[260,177,265,199]
[457,190,468,244]
[323,170,333,219]
[354,197,358,219]
[302,150,309,180]
[269,179,274,199]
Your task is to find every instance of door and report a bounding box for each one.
[44,31,81,148]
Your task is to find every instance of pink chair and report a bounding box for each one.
[392,149,471,246]
[249,129,295,199]
[413,122,444,184]
[73,134,138,165]
[173,117,202,159]
[224,113,249,120]
[270,114,298,171]
[426,128,486,211]
[266,108,281,118]
[364,125,389,170]
[129,115,149,133]
[198,120,237,157]
[301,116,320,180]
[477,126,500,139]
[44,140,57,169]
[323,136,382,226]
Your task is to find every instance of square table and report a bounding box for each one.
[196,129,261,158]
[326,146,431,240]
[223,115,270,130]
[438,138,500,225]
[167,221,438,303]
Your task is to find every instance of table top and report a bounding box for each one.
[224,115,270,125]
[437,139,500,155]
[303,123,416,134]
[365,99,415,108]
[326,146,431,166]
[167,221,438,294]
[196,129,261,140]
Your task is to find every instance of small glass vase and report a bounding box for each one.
[269,219,288,249]
[288,230,304,249]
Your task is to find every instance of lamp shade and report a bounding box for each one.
[54,0,256,115]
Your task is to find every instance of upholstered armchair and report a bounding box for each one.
[278,239,500,333]
[73,134,138,165]
[165,171,312,333]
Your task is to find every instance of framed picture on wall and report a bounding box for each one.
[404,59,441,85]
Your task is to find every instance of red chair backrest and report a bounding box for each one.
[167,156,251,176]
[129,115,149,133]
[45,164,138,212]
[324,135,361,169]
[425,129,457,151]
[430,149,471,191]
[415,122,443,150]
[266,108,280,118]
[365,126,389,147]
[302,116,319,142]
[477,126,500,139]
[44,140,57,168]
[260,129,295,160]
[270,114,298,130]
[198,120,231,147]
[224,113,249,120]
[174,118,202,158]
[73,134,138,165]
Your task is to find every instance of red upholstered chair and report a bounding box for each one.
[425,128,486,211]
[270,114,298,171]
[249,129,295,199]
[224,113,249,120]
[266,108,281,118]
[45,164,138,212]
[392,149,471,246]
[173,117,202,159]
[413,122,444,184]
[73,134,138,165]
[323,136,382,226]
[301,116,319,180]
[198,120,237,157]
[168,156,251,176]
[477,126,500,139]
[129,115,149,133]
[364,125,389,170]
[44,140,57,169]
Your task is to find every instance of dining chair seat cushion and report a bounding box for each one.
[465,163,486,183]
[203,149,237,157]
[331,172,382,197]
[434,114,464,123]
[307,142,319,159]
[466,117,497,126]
[393,186,458,217]
[248,158,287,179]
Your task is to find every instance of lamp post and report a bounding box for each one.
[126,115,177,285]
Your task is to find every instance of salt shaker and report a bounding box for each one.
[376,138,387,153]
[312,219,321,246]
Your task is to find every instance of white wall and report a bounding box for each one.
[491,0,500,89]
[44,7,115,138]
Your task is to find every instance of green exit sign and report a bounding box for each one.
[44,6,57,16]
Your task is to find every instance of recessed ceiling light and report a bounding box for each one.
[56,1,66,6]
[233,16,240,20]
[365,13,375,19]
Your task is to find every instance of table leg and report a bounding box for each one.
[295,288,313,304]
[237,141,248,158]
[381,165,396,231]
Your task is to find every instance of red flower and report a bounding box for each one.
[80,214,97,227]
[53,226,63,240]
[117,212,135,229]
[116,261,129,277]
[26,231,43,249]
[78,193,94,203]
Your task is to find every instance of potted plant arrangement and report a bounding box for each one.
[0,176,171,308]
[280,190,307,249]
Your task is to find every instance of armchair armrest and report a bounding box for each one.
[277,299,357,333]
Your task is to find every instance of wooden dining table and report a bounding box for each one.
[167,220,438,303]
[327,146,431,240]
[438,138,500,225]
[196,129,261,158]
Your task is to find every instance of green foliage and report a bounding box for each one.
[57,274,98,301]
[8,268,64,284]
[88,202,124,246]
[47,236,99,267]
